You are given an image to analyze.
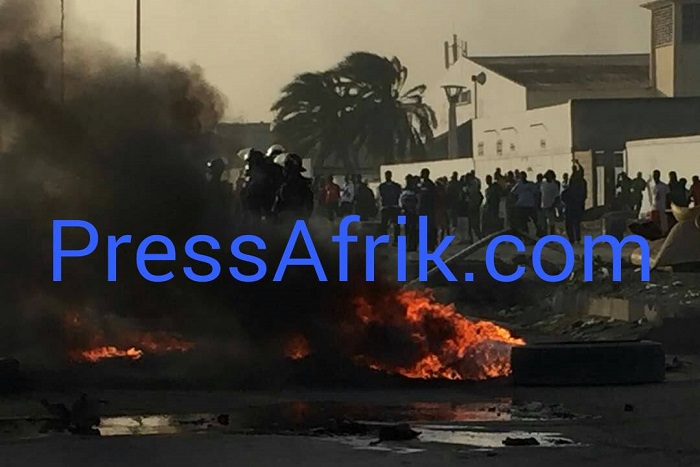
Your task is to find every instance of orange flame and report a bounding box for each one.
[285,334,311,360]
[65,312,194,363]
[351,290,525,381]
[75,346,144,362]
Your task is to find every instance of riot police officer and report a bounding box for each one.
[273,153,314,221]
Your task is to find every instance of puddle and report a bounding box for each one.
[416,426,579,448]
[0,399,585,445]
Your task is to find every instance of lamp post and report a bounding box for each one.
[470,72,487,119]
[60,0,65,104]
[135,0,141,69]
[442,84,467,159]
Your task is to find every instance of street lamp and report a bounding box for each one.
[471,72,487,119]
[58,0,65,104]
[135,0,141,69]
[442,84,467,159]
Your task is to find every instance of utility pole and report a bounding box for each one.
[135,0,141,69]
[60,0,65,104]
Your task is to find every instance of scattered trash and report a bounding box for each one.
[370,423,420,446]
[40,393,106,436]
[217,414,230,426]
[503,437,540,446]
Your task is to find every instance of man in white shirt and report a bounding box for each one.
[648,170,670,234]
[340,175,356,217]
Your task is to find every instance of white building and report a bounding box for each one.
[397,0,700,208]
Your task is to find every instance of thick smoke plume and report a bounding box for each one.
[0,0,399,382]
[0,1,514,388]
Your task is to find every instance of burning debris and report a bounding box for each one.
[347,290,525,381]
[63,311,194,364]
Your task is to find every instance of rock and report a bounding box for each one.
[217,414,230,426]
[673,281,684,287]
[624,404,634,412]
[503,437,540,446]
[370,424,420,445]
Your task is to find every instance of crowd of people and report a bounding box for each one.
[314,162,700,250]
[206,144,700,248]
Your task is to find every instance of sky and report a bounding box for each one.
[63,0,652,122]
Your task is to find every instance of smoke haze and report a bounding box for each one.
[68,0,650,122]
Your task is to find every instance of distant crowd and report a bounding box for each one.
[314,163,700,251]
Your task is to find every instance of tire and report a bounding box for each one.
[511,340,665,386]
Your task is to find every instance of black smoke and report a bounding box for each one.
[0,0,403,382]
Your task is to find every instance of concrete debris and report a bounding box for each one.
[40,393,107,435]
[503,437,540,446]
[369,424,420,445]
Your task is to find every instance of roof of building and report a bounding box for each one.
[469,54,652,92]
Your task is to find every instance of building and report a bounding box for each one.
[411,0,700,208]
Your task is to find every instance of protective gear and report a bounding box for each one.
[207,158,226,173]
[284,153,306,173]
[273,153,287,166]
[266,144,286,158]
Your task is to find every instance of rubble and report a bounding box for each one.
[503,437,540,446]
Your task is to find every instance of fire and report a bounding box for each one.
[77,346,144,363]
[285,334,311,360]
[64,311,194,363]
[349,289,525,381]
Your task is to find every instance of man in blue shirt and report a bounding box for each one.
[510,172,541,234]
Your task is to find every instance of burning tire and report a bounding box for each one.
[511,340,665,386]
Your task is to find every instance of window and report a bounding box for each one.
[682,4,700,43]
[654,5,674,47]
[477,142,484,156]
[496,140,503,156]
[540,139,547,149]
[456,89,471,106]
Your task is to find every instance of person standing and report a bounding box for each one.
[483,175,502,234]
[378,170,403,242]
[562,170,586,244]
[446,172,463,234]
[648,170,670,235]
[464,172,483,242]
[690,175,700,207]
[668,171,689,208]
[339,175,355,217]
[417,168,437,251]
[399,175,420,252]
[540,170,561,235]
[510,172,540,234]
[630,172,647,217]
[320,175,341,222]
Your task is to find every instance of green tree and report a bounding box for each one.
[271,52,436,173]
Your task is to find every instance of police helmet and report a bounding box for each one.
[273,153,288,166]
[207,158,226,173]
[284,153,306,172]
[266,144,286,158]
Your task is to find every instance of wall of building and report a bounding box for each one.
[676,44,700,96]
[626,135,700,181]
[471,102,573,179]
[427,58,528,137]
[655,45,675,96]
[528,87,658,110]
[571,97,700,151]
[379,158,475,185]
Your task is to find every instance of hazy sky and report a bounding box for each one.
[66,0,651,122]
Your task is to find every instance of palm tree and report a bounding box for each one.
[271,52,436,173]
